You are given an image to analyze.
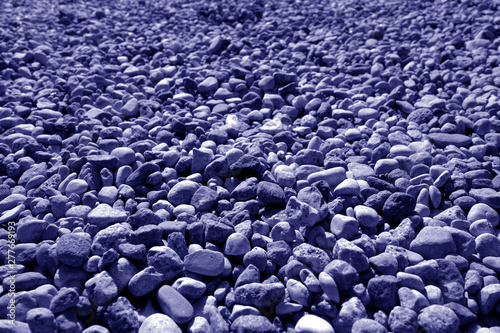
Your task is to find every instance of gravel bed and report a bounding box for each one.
[0,0,500,332]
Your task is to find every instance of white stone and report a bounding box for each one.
[295,314,335,333]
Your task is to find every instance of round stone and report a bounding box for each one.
[65,179,88,195]
[138,314,182,333]
[111,147,136,165]
[417,305,459,333]
[295,314,335,333]
[467,203,499,228]
[224,233,251,256]
[354,205,380,227]
[56,233,91,267]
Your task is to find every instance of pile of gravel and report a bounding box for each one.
[0,0,499,332]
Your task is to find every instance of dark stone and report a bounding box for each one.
[382,193,416,223]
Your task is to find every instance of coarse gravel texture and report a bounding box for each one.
[0,0,499,332]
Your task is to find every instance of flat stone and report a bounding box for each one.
[87,204,128,229]
[234,282,285,307]
[427,133,472,148]
[307,167,346,188]
[184,249,224,276]
[333,178,360,196]
[198,77,219,93]
[49,287,79,314]
[409,226,457,259]
[318,272,340,303]
[257,181,285,205]
[231,315,277,333]
[190,186,218,212]
[172,277,207,302]
[469,188,500,209]
[86,155,119,170]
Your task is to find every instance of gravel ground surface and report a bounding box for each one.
[0,0,500,332]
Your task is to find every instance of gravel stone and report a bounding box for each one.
[417,305,460,333]
[157,285,194,324]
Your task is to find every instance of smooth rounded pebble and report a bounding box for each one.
[184,249,225,276]
[224,233,251,256]
[138,313,182,333]
[295,314,335,333]
[354,205,380,227]
[65,179,88,195]
[157,285,194,324]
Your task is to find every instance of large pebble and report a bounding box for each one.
[26,307,56,333]
[352,318,388,333]
[224,233,251,256]
[467,203,499,227]
[65,179,88,196]
[146,246,183,281]
[157,285,194,324]
[333,239,369,272]
[274,165,296,188]
[167,180,200,206]
[257,181,285,205]
[172,277,206,302]
[233,282,285,307]
[285,196,321,228]
[308,167,346,188]
[293,243,331,273]
[382,192,416,223]
[333,178,360,196]
[409,226,456,259]
[330,214,359,240]
[231,315,277,333]
[84,271,118,306]
[475,234,500,258]
[427,133,471,148]
[388,306,418,333]
[334,297,367,332]
[184,249,224,276]
[469,188,500,209]
[87,204,128,229]
[138,313,182,333]
[367,275,398,311]
[110,147,136,165]
[56,233,91,267]
[417,305,460,333]
[295,314,335,333]
[354,205,380,227]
